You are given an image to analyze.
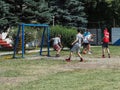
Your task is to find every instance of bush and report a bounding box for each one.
[50,25,77,48]
[11,25,77,48]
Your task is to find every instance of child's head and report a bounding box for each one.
[55,34,61,38]
[86,29,89,32]
[77,28,81,33]
[58,34,61,38]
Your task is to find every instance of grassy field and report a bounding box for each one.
[0,46,120,90]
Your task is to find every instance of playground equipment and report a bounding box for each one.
[13,23,50,58]
[0,28,13,49]
[0,38,12,48]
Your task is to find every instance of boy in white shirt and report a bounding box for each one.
[82,34,94,54]
[50,34,62,57]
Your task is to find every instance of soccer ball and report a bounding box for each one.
[82,50,87,54]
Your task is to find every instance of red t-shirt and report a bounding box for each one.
[103,31,109,43]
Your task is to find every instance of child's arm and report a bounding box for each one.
[59,42,63,48]
[49,38,53,42]
[58,38,63,48]
[72,39,78,45]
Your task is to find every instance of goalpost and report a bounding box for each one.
[13,23,50,58]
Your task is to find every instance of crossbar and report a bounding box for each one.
[20,23,49,27]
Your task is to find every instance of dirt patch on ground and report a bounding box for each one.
[27,55,120,70]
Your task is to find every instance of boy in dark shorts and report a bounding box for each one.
[102,28,110,58]
[82,34,94,54]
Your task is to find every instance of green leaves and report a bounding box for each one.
[1,0,120,32]
[0,0,51,29]
[0,0,10,27]
[49,0,87,27]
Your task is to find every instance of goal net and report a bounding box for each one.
[13,23,50,58]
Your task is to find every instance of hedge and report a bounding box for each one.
[50,25,77,48]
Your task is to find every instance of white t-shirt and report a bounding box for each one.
[52,37,61,45]
[83,35,91,43]
[75,33,83,46]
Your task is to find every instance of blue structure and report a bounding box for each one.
[13,23,50,58]
[113,39,120,46]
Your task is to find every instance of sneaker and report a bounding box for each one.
[88,51,92,54]
[65,58,71,62]
[80,58,84,62]
[102,55,105,58]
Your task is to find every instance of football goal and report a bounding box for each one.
[13,23,50,58]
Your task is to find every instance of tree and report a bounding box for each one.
[49,0,87,27]
[5,0,51,23]
[110,0,120,27]
[83,0,112,28]
[0,0,51,32]
[0,0,11,32]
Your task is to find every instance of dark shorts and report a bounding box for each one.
[82,43,89,48]
[102,42,108,48]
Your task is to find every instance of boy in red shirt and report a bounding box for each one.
[102,28,110,58]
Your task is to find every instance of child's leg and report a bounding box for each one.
[77,52,82,58]
[56,48,61,55]
[87,44,92,54]
[106,48,110,58]
[54,44,61,56]
[87,44,90,51]
[106,48,110,54]
[77,52,84,62]
[102,47,105,58]
[66,52,73,62]
[82,44,87,54]
[69,52,72,59]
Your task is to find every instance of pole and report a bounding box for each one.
[22,24,25,58]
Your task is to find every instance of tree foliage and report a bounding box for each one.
[110,0,120,27]
[0,0,120,32]
[0,0,51,31]
[84,0,112,28]
[83,0,120,28]
[49,0,87,27]
[0,0,11,31]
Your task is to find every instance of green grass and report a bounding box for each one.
[83,45,120,58]
[16,69,120,90]
[0,46,120,90]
